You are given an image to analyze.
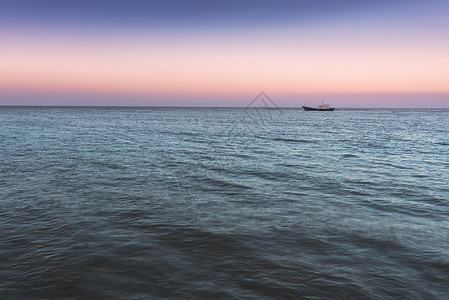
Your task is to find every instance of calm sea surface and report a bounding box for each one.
[1,106,448,299]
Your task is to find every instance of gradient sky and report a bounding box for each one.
[1,0,449,107]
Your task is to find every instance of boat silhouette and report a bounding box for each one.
[302,102,335,111]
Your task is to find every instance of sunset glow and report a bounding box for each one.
[1,1,448,107]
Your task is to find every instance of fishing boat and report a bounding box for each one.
[302,102,335,111]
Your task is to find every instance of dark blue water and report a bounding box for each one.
[1,106,448,299]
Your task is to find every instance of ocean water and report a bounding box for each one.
[0,106,448,299]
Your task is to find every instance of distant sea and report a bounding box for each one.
[1,106,448,299]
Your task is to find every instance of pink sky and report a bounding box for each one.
[1,2,449,107]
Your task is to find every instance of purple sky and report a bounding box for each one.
[1,0,448,107]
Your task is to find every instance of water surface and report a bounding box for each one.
[1,107,448,299]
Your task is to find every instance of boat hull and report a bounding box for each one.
[302,106,335,111]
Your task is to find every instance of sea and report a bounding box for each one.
[1,106,448,299]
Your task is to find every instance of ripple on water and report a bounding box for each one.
[1,107,448,299]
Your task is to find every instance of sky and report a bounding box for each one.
[1,0,449,107]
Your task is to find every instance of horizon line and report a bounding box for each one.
[1,105,448,110]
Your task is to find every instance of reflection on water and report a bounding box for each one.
[1,107,448,299]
